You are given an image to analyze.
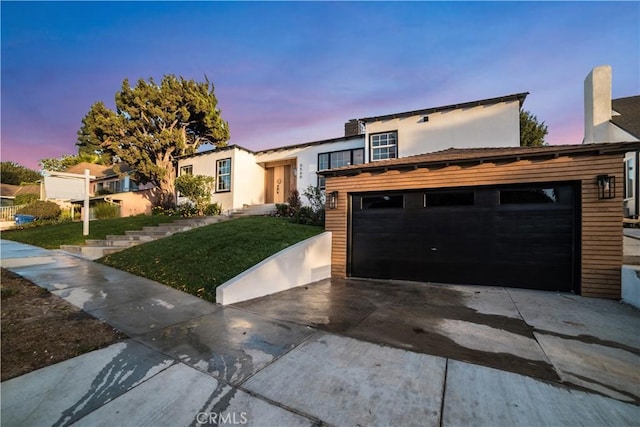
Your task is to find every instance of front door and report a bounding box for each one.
[265,163,293,203]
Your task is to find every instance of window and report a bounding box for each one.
[361,194,404,209]
[216,158,231,192]
[425,191,475,207]
[370,131,398,161]
[625,157,635,200]
[500,188,559,205]
[180,165,193,176]
[317,148,365,189]
[330,151,351,168]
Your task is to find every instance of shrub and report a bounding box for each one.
[17,201,61,220]
[293,206,318,225]
[94,202,119,219]
[299,186,326,226]
[152,206,167,216]
[14,194,39,205]
[58,208,79,222]
[175,174,215,215]
[204,202,222,216]
[287,189,302,211]
[273,203,293,218]
[177,204,199,218]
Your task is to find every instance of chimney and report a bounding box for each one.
[584,65,612,144]
[344,119,363,137]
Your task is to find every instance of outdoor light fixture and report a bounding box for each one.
[597,175,615,200]
[328,191,339,209]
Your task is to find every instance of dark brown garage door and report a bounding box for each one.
[349,183,579,292]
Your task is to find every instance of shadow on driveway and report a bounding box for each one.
[233,278,640,404]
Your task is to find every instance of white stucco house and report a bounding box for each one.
[176,92,528,211]
[583,65,640,219]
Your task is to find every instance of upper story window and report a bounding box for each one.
[317,148,365,189]
[96,177,135,195]
[370,131,398,161]
[216,158,231,192]
[180,165,193,176]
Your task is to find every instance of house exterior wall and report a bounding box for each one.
[111,189,157,216]
[325,152,626,299]
[254,136,365,201]
[295,137,365,193]
[177,147,253,211]
[232,149,265,209]
[363,100,520,162]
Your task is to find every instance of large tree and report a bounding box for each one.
[77,75,229,207]
[0,161,41,185]
[520,110,548,147]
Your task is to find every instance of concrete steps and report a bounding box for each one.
[60,215,230,260]
[230,204,277,217]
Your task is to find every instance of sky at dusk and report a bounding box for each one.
[2,1,639,170]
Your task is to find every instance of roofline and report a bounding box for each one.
[359,92,529,123]
[610,122,640,140]
[254,134,364,155]
[612,95,640,103]
[176,144,256,161]
[319,141,640,177]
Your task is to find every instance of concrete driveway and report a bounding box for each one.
[234,277,640,405]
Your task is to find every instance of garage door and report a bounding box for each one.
[350,183,578,292]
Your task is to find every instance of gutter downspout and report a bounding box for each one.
[633,150,640,219]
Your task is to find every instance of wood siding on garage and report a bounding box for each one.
[325,153,625,298]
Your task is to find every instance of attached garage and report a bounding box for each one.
[350,183,578,292]
[323,142,639,299]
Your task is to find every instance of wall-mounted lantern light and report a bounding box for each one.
[597,175,615,200]
[328,191,338,209]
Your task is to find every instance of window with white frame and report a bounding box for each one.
[625,157,635,200]
[317,148,365,189]
[180,165,193,176]
[216,158,231,192]
[370,131,398,161]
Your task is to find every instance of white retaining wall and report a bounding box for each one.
[216,232,332,305]
[621,265,640,309]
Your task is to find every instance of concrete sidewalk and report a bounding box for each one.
[1,239,639,426]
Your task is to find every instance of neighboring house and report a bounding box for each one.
[0,183,41,207]
[583,65,640,218]
[177,92,527,211]
[44,162,157,217]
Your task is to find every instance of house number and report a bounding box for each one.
[276,178,282,194]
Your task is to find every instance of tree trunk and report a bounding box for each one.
[157,161,177,209]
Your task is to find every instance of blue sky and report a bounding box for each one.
[2,1,639,169]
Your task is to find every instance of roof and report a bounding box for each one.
[358,92,529,123]
[1,183,40,198]
[611,95,640,139]
[177,135,364,161]
[255,135,363,155]
[64,162,131,179]
[175,144,255,161]
[178,92,528,162]
[318,141,640,177]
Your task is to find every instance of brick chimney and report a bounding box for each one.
[344,119,363,137]
[584,65,612,143]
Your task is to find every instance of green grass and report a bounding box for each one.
[98,216,323,302]
[1,215,175,249]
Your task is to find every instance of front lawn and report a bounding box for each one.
[99,216,323,302]
[1,215,175,249]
